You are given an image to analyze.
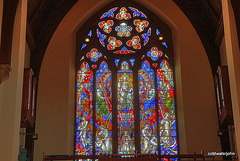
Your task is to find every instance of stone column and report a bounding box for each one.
[0,0,19,83]
[0,0,28,160]
[222,0,240,158]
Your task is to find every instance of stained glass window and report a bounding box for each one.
[76,1,178,157]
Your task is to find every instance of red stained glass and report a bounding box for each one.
[92,65,97,69]
[107,37,122,50]
[116,7,131,20]
[126,36,141,49]
[98,20,114,33]
[133,19,149,32]
[153,63,158,68]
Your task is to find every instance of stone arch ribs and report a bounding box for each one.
[0,0,19,83]
[30,0,78,79]
[29,0,223,78]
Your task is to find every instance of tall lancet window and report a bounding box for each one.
[139,61,157,154]
[75,0,178,158]
[117,61,134,154]
[95,61,112,155]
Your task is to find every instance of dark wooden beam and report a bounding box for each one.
[0,0,19,83]
[172,0,220,74]
[30,0,78,78]
[215,16,224,47]
[26,22,36,51]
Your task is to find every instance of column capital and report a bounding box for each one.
[0,64,11,84]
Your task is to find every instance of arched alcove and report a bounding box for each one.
[34,0,220,160]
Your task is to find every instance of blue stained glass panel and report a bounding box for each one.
[100,7,118,19]
[139,61,158,154]
[88,30,92,37]
[162,42,168,48]
[117,61,135,154]
[114,59,120,67]
[95,62,112,155]
[81,44,87,50]
[142,28,151,46]
[157,60,178,156]
[129,58,135,67]
[129,7,147,18]
[75,62,93,155]
[97,29,106,47]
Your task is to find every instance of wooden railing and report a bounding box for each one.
[42,153,215,161]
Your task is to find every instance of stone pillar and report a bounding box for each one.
[0,0,19,83]
[0,0,28,160]
[222,0,240,158]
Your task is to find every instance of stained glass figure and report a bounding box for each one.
[126,36,141,49]
[97,29,107,47]
[129,58,135,67]
[129,7,147,18]
[101,7,118,19]
[87,48,102,62]
[81,44,87,50]
[156,29,160,35]
[133,19,149,32]
[107,37,122,50]
[76,62,93,155]
[114,59,120,67]
[115,23,132,37]
[116,7,131,20]
[114,47,135,54]
[142,28,151,46]
[88,30,92,37]
[139,61,158,154]
[95,62,112,155]
[157,60,178,156]
[98,20,114,33]
[117,61,135,154]
[147,47,163,61]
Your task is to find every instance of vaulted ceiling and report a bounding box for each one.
[27,0,224,77]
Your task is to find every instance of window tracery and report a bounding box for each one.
[76,1,178,158]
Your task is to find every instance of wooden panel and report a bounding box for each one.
[214,66,233,126]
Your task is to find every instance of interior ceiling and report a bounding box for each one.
[27,0,223,77]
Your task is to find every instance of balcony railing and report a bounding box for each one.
[43,152,214,161]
